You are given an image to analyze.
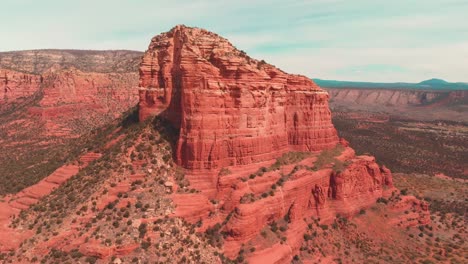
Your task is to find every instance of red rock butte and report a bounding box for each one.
[138,26,395,261]
[139,25,339,171]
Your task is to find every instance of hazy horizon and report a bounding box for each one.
[1,0,467,83]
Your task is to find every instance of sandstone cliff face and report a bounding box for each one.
[28,67,139,136]
[139,26,394,262]
[0,69,42,110]
[1,65,139,136]
[218,151,393,256]
[0,50,142,135]
[139,25,339,172]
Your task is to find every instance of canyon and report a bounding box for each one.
[0,50,142,196]
[1,50,141,137]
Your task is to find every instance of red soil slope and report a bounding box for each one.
[0,152,101,251]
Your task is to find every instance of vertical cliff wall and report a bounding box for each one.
[0,69,42,110]
[139,25,339,171]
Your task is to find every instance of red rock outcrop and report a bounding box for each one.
[1,50,142,140]
[139,25,339,174]
[327,88,468,107]
[0,69,42,110]
[139,26,395,262]
[1,65,139,137]
[217,149,393,257]
[27,67,139,136]
[388,195,430,227]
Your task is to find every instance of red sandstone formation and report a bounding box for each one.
[139,26,395,262]
[0,69,42,110]
[0,50,143,75]
[39,67,137,110]
[216,151,394,258]
[0,65,138,137]
[1,66,138,137]
[327,88,468,107]
[28,67,139,136]
[139,25,339,173]
[388,195,430,227]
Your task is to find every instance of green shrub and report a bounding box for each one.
[218,167,232,176]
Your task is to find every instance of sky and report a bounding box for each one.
[1,0,467,82]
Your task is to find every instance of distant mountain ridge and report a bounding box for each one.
[314,78,468,91]
[0,49,143,74]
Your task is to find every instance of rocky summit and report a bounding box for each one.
[139,25,339,169]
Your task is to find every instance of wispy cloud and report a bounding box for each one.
[1,0,467,82]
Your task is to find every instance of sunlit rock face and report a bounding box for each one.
[139,25,339,171]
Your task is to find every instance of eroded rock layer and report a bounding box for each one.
[28,67,139,136]
[0,69,42,110]
[1,66,139,136]
[139,25,339,171]
[0,49,143,75]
